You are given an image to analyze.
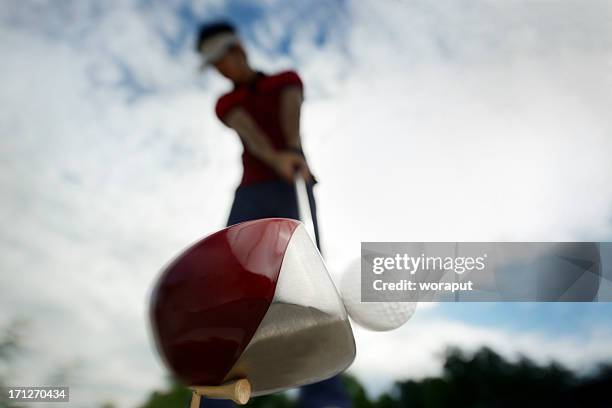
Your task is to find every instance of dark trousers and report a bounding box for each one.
[199,180,350,408]
[227,180,321,249]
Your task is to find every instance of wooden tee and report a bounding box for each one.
[189,379,252,407]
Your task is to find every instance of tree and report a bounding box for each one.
[138,348,612,408]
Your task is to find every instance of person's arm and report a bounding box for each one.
[224,107,307,182]
[279,86,303,150]
[279,86,312,181]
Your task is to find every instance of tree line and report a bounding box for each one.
[140,347,612,408]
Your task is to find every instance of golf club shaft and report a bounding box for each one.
[295,176,317,243]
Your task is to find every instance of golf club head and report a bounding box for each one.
[149,218,355,396]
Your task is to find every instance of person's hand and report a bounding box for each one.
[270,151,312,182]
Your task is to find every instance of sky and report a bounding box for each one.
[1,0,612,406]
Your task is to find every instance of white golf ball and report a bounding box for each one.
[339,258,416,331]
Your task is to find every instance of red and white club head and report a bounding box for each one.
[149,218,355,396]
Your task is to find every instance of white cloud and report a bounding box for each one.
[309,0,612,269]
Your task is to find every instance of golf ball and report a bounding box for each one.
[339,258,416,331]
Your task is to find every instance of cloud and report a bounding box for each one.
[309,0,612,269]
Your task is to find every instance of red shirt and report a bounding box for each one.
[215,71,303,186]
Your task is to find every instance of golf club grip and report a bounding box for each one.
[295,176,316,242]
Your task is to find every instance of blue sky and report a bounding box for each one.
[1,0,612,406]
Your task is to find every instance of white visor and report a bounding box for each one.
[199,32,241,67]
